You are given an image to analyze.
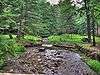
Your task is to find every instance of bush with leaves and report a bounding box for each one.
[0,37,25,69]
[87,59,100,74]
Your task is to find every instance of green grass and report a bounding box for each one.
[24,35,41,44]
[48,34,100,44]
[86,59,100,74]
[0,34,40,55]
[0,35,16,39]
[48,34,87,44]
[0,34,40,44]
[0,38,25,70]
[0,34,40,70]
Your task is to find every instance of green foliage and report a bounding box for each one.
[13,44,25,54]
[48,34,86,44]
[87,59,100,74]
[95,37,100,44]
[48,34,100,45]
[0,38,16,57]
[0,35,25,69]
[0,0,100,37]
[73,14,86,34]
[0,34,40,69]
[0,37,26,56]
[24,35,38,40]
[0,34,40,44]
[0,38,14,69]
[24,35,40,44]
[0,35,16,39]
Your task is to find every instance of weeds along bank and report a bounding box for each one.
[0,35,40,71]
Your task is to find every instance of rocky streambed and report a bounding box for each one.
[3,44,96,75]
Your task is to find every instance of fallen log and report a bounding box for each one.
[53,44,75,49]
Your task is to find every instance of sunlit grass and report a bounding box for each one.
[0,34,40,42]
[24,35,40,41]
[48,34,86,44]
[0,34,40,55]
[0,35,16,39]
[48,34,100,44]
[86,59,100,73]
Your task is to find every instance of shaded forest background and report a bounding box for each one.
[0,0,100,38]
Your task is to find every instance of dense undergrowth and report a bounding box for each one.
[48,34,100,45]
[48,34,86,44]
[86,59,100,74]
[0,35,40,70]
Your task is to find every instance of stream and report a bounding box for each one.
[3,38,97,75]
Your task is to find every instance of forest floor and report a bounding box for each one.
[2,38,97,75]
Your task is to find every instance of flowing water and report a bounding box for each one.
[3,38,97,75]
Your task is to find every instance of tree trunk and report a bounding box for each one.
[96,21,99,36]
[92,19,96,46]
[84,0,91,43]
[91,7,96,46]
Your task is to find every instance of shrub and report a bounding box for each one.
[13,44,25,54]
[87,59,100,74]
[0,37,25,69]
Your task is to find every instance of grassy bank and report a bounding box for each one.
[48,34,86,44]
[86,59,100,74]
[48,34,100,45]
[0,35,40,70]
